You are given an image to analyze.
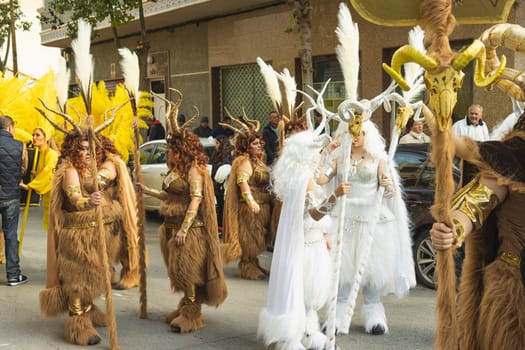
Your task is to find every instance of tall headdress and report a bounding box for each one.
[152,88,199,142]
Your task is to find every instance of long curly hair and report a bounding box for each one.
[168,129,208,179]
[57,132,90,174]
[96,134,122,166]
[233,133,265,160]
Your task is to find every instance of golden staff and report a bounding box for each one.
[18,146,39,256]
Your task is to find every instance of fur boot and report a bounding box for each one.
[114,267,139,290]
[302,309,327,350]
[88,304,107,327]
[334,302,348,335]
[361,302,389,335]
[239,258,266,280]
[64,314,101,346]
[170,302,204,333]
[165,298,185,324]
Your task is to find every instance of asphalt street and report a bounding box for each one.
[0,206,437,350]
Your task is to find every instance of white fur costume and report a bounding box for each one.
[258,130,334,350]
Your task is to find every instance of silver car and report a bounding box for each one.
[139,138,216,211]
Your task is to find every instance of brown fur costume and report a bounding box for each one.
[158,162,227,331]
[454,131,525,349]
[104,153,140,290]
[40,159,122,345]
[222,154,272,279]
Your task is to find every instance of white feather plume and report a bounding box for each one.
[257,57,281,111]
[403,26,426,103]
[335,3,359,100]
[71,19,94,107]
[277,68,297,117]
[118,47,140,100]
[55,55,70,111]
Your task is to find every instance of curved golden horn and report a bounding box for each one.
[382,45,438,91]
[168,88,183,132]
[150,91,175,135]
[224,107,250,132]
[181,105,200,130]
[37,98,82,134]
[34,107,71,135]
[452,39,506,87]
[95,100,129,133]
[241,108,261,132]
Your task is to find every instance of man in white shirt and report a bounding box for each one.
[452,104,489,141]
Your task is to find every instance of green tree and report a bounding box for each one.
[0,0,31,73]
[40,0,152,89]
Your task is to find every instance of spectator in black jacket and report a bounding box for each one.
[0,115,28,286]
[193,116,213,138]
[212,115,234,139]
[148,118,166,141]
[262,111,280,166]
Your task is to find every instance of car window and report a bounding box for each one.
[395,151,433,188]
[151,142,168,164]
[140,144,156,165]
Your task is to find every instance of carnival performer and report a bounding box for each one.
[20,127,59,231]
[222,114,273,280]
[317,120,414,335]
[39,127,122,346]
[137,110,227,333]
[430,113,525,349]
[95,135,139,290]
[258,125,350,350]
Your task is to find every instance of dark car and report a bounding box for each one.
[394,143,462,289]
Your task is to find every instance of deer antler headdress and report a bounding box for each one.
[153,88,200,142]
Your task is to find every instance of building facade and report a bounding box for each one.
[39,0,524,135]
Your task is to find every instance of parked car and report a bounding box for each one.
[139,137,216,211]
[394,143,462,289]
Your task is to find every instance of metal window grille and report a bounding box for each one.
[219,63,273,132]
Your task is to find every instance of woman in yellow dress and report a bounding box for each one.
[20,127,59,230]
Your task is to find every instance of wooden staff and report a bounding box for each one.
[131,100,148,319]
[87,127,119,349]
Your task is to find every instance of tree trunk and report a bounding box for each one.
[9,0,18,74]
[136,0,149,91]
[291,0,313,108]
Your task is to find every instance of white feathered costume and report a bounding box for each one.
[258,129,335,350]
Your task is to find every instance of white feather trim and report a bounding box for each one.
[257,57,281,111]
[55,56,70,111]
[278,68,297,117]
[335,3,359,100]
[403,26,426,103]
[71,19,93,103]
[118,47,140,99]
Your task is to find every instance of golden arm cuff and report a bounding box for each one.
[236,171,250,184]
[450,177,500,235]
[180,209,198,234]
[142,186,162,198]
[241,191,257,207]
[97,168,111,191]
[189,180,203,197]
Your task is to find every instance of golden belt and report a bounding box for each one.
[64,217,115,229]
[164,217,205,230]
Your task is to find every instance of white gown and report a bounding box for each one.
[336,156,415,298]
